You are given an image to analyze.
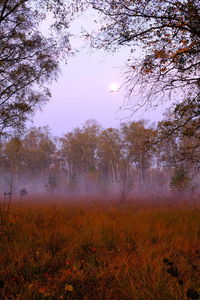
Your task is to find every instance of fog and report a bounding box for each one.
[0,120,199,203]
[0,170,199,205]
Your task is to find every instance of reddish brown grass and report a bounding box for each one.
[0,196,199,299]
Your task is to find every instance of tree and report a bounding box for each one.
[74,0,200,173]
[97,127,122,188]
[170,166,191,193]
[45,174,58,194]
[117,158,135,202]
[157,97,200,171]
[0,0,75,134]
[22,126,56,179]
[120,121,156,188]
[60,120,101,193]
[81,0,199,107]
[4,136,23,195]
[0,126,57,194]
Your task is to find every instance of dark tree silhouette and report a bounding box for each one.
[81,0,200,109]
[0,0,76,134]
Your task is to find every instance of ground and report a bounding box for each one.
[0,195,200,299]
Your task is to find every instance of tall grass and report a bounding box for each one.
[0,196,199,299]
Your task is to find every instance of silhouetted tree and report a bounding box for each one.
[0,0,74,133]
[80,0,199,108]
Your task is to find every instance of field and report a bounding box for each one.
[0,196,200,300]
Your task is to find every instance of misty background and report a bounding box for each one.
[0,119,199,201]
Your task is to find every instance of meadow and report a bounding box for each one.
[0,195,200,300]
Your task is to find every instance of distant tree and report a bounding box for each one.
[120,121,156,188]
[0,0,74,133]
[117,159,135,202]
[5,137,23,167]
[60,120,101,192]
[45,174,58,194]
[22,127,56,180]
[170,166,191,193]
[4,137,23,195]
[97,127,122,188]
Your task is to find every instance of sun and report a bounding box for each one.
[109,82,119,92]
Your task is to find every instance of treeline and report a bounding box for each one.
[0,116,199,199]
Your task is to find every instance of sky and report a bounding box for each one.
[30,12,168,137]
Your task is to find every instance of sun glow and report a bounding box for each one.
[109,82,119,92]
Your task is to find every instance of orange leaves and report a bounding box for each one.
[173,47,191,57]
[181,39,188,45]
[172,42,199,58]
[160,67,168,73]
[154,49,169,59]
[142,67,153,74]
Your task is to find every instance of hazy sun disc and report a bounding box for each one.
[109,82,119,92]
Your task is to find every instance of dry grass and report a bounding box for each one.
[0,196,200,299]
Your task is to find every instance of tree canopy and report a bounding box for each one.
[0,0,80,134]
[82,0,200,108]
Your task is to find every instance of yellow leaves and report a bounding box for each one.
[64,284,74,292]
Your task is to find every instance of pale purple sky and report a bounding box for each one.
[30,12,168,136]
